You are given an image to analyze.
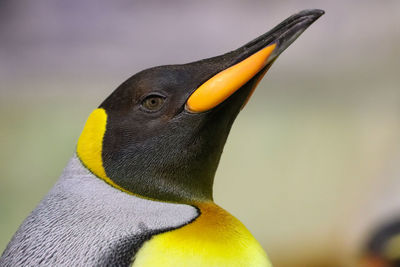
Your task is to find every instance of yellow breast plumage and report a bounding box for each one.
[132,202,271,267]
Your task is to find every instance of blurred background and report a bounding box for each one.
[1,0,400,266]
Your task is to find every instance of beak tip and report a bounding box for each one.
[301,8,325,18]
[312,9,325,22]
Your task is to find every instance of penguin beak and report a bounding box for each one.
[185,9,324,113]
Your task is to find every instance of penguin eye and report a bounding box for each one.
[141,95,165,112]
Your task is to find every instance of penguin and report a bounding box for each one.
[0,9,324,267]
[360,218,400,267]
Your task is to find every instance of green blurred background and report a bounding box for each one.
[1,1,400,266]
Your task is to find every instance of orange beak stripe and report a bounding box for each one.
[186,43,276,113]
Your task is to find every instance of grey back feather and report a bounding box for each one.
[0,155,198,266]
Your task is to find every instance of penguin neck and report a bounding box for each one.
[77,152,218,204]
[105,156,218,204]
[99,124,225,204]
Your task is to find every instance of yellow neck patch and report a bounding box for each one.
[76,108,128,193]
[77,108,107,179]
[132,202,271,267]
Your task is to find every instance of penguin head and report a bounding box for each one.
[77,9,324,203]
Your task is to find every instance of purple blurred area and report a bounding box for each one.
[2,0,399,85]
